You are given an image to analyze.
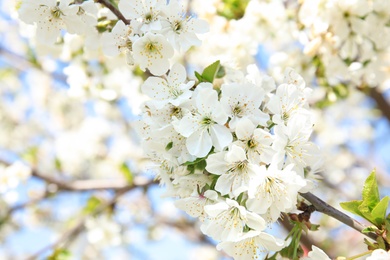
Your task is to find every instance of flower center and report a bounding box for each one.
[201,116,214,126]
[232,102,247,117]
[173,20,182,32]
[247,138,257,149]
[229,160,248,173]
[51,6,62,19]
[170,106,183,118]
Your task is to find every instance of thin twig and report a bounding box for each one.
[299,192,378,241]
[95,0,129,25]
[25,184,148,260]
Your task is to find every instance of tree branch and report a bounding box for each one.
[299,192,378,241]
[26,183,149,260]
[356,84,390,124]
[368,87,390,123]
[31,168,133,191]
[0,158,154,191]
[95,0,129,25]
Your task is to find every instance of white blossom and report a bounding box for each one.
[18,0,80,44]
[246,164,306,222]
[174,190,219,221]
[216,230,285,260]
[161,0,209,51]
[302,246,331,260]
[201,199,266,242]
[141,63,194,108]
[234,118,275,165]
[220,82,269,130]
[206,144,260,197]
[174,85,232,157]
[132,32,174,76]
[118,0,164,32]
[366,249,390,260]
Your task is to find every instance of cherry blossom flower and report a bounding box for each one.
[101,20,141,65]
[201,199,266,242]
[132,32,174,76]
[220,82,269,130]
[18,0,80,44]
[141,63,194,108]
[246,164,306,222]
[206,144,260,197]
[161,0,209,51]
[174,85,232,157]
[174,190,219,221]
[234,118,275,165]
[366,249,390,260]
[302,246,331,260]
[272,115,322,175]
[118,0,165,32]
[216,230,285,260]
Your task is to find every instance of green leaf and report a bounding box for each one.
[216,65,226,78]
[217,0,250,20]
[194,61,222,83]
[195,159,207,171]
[194,71,203,82]
[362,170,380,210]
[358,201,375,224]
[371,196,390,226]
[361,226,378,233]
[340,200,365,219]
[119,162,133,184]
[55,157,62,171]
[202,60,221,83]
[83,196,102,215]
[48,249,72,260]
[309,224,320,231]
[184,157,207,174]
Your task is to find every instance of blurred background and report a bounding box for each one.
[1,0,390,259]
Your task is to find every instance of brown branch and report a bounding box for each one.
[0,46,67,83]
[0,158,154,191]
[25,183,149,260]
[31,169,132,191]
[299,192,378,241]
[368,87,390,123]
[356,84,390,124]
[95,0,129,25]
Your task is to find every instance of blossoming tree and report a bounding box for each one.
[0,0,390,259]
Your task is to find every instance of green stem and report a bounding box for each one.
[345,250,373,260]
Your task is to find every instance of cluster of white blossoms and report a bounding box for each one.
[0,161,31,194]
[137,63,322,258]
[299,0,390,87]
[101,0,208,75]
[17,0,98,44]
[17,0,208,76]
